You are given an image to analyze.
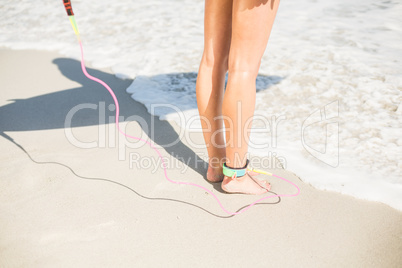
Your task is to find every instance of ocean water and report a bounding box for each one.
[1,0,401,210]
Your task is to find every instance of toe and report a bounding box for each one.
[257,187,269,195]
[248,174,271,190]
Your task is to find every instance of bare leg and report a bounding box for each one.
[221,0,280,194]
[196,0,233,182]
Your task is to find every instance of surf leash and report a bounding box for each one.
[62,0,300,215]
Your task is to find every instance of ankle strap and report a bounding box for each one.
[223,160,249,178]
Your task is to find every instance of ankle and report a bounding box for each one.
[208,158,225,172]
[207,165,224,182]
[223,160,249,178]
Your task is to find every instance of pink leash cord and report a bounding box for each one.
[77,40,300,215]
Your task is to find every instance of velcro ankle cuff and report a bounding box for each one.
[222,160,249,178]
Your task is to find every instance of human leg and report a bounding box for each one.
[196,0,233,182]
[221,0,280,194]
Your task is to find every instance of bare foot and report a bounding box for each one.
[206,165,224,183]
[247,170,261,177]
[221,172,271,195]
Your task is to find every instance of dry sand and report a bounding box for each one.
[0,49,401,267]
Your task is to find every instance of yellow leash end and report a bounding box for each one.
[69,15,79,36]
[248,168,273,176]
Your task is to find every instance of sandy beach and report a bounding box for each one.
[0,48,401,267]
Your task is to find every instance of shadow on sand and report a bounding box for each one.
[0,57,282,216]
[0,58,208,176]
